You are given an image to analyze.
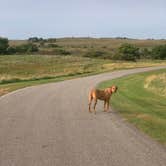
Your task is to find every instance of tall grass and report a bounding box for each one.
[0,54,166,96]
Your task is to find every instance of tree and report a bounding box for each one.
[151,45,166,59]
[117,43,140,61]
[0,38,9,54]
[28,37,44,42]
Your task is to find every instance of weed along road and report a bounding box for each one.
[0,66,166,166]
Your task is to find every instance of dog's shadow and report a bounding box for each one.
[93,109,116,115]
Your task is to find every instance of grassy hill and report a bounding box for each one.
[9,37,166,57]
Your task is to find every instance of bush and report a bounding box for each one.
[140,48,152,59]
[151,45,166,59]
[39,41,45,47]
[47,43,59,48]
[116,43,140,61]
[0,37,39,55]
[54,48,71,55]
[15,43,38,53]
[7,46,17,54]
[84,50,105,58]
[0,37,9,54]
[28,37,44,42]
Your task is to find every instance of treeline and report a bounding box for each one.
[28,37,56,43]
[0,37,166,61]
[0,37,71,56]
[118,43,166,60]
[0,37,58,55]
[0,37,38,54]
[84,43,166,61]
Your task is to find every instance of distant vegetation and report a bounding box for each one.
[114,43,140,61]
[151,45,166,59]
[0,37,38,54]
[0,38,9,54]
[1,37,166,60]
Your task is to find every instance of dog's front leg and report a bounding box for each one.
[93,99,97,114]
[106,100,110,112]
[88,100,92,113]
[104,100,107,112]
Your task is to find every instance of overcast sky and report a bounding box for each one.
[0,0,166,39]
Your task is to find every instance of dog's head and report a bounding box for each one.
[110,85,118,93]
[105,85,118,94]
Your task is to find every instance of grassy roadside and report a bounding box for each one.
[98,69,166,145]
[0,55,166,96]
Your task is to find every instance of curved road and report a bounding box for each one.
[0,66,166,166]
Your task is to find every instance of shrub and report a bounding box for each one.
[0,37,9,54]
[28,37,44,42]
[47,43,59,48]
[84,50,105,58]
[116,43,140,61]
[7,46,17,54]
[151,45,166,59]
[39,41,45,47]
[54,48,71,55]
[15,43,38,53]
[140,48,152,59]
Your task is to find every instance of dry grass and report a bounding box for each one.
[0,54,166,96]
[56,38,166,49]
[1,55,166,84]
[0,88,9,96]
[144,73,166,97]
[9,38,166,56]
[9,40,28,46]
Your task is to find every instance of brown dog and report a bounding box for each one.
[88,85,118,114]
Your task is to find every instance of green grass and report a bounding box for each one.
[98,69,166,145]
[0,54,166,96]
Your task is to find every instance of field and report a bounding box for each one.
[1,37,166,96]
[9,38,166,57]
[0,54,166,96]
[98,69,166,145]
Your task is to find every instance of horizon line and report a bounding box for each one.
[2,36,166,41]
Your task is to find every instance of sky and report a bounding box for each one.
[0,0,166,39]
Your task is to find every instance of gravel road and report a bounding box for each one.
[0,66,166,166]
